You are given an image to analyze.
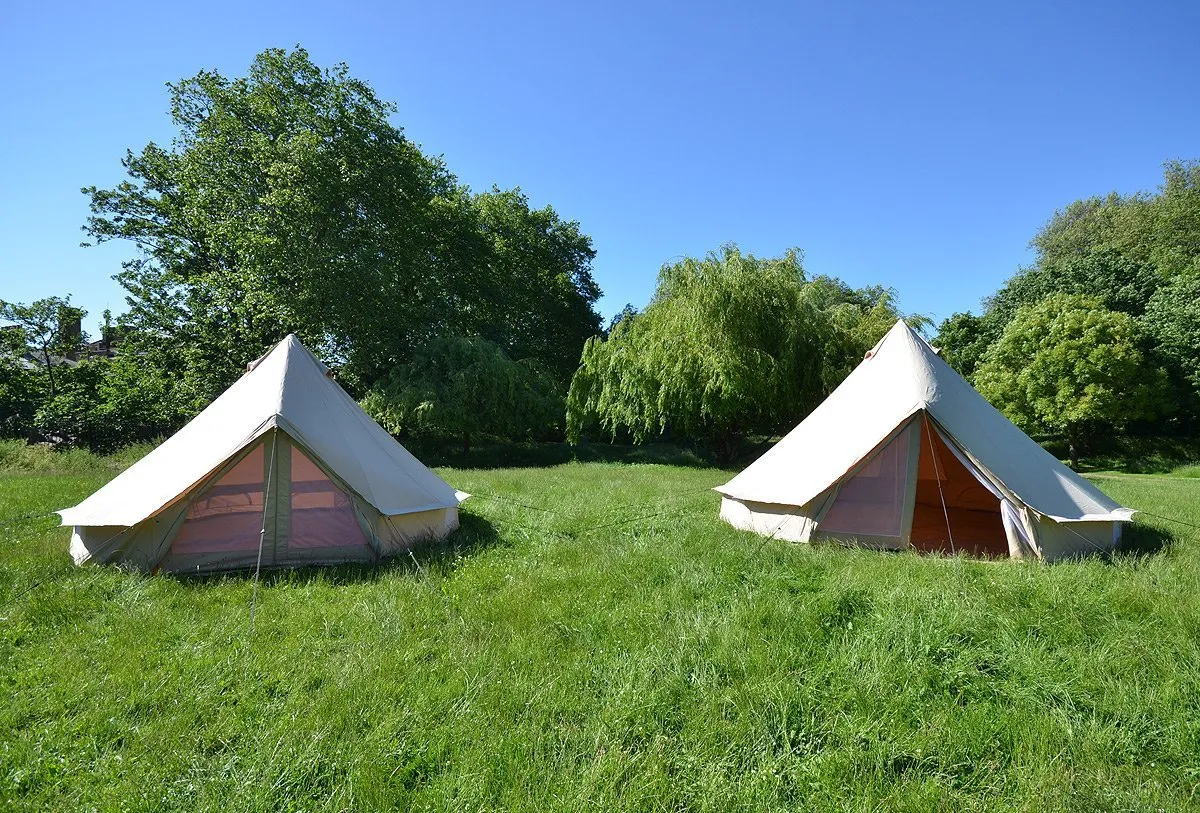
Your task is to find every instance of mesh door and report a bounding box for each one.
[819,422,916,541]
[160,443,266,569]
[284,443,371,559]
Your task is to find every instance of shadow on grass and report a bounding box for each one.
[1068,435,1200,475]
[410,438,781,470]
[413,440,715,470]
[813,523,1177,565]
[170,512,504,588]
[1115,522,1175,560]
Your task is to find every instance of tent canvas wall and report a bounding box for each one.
[59,335,465,574]
[716,320,1133,561]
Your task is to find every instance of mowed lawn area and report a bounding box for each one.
[2,450,1200,812]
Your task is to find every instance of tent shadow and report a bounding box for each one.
[1114,521,1175,560]
[415,440,727,470]
[168,512,503,587]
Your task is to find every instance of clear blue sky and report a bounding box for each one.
[2,0,1197,334]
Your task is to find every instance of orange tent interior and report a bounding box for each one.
[910,421,1009,558]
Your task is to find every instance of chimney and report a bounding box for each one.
[58,308,83,360]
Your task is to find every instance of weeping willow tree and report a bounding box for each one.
[566,245,922,460]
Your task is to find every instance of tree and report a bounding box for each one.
[604,304,639,337]
[0,297,85,400]
[361,336,563,452]
[985,248,1159,324]
[84,48,463,395]
[566,245,917,460]
[974,294,1168,466]
[1148,159,1200,279]
[952,160,1200,394]
[32,359,110,448]
[0,352,40,439]
[934,312,992,378]
[464,188,601,384]
[1142,267,1200,418]
[83,47,601,405]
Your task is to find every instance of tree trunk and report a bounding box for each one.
[40,344,56,399]
[1066,427,1080,470]
[712,431,740,466]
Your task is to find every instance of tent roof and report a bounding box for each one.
[715,320,1133,523]
[59,335,460,527]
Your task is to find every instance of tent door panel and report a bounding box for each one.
[910,419,1008,557]
[157,440,270,572]
[816,420,919,546]
[278,439,374,564]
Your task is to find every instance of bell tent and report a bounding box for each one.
[715,320,1133,561]
[59,335,466,574]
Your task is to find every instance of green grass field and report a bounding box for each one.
[3,445,1200,811]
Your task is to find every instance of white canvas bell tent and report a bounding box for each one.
[716,320,1134,561]
[59,335,466,574]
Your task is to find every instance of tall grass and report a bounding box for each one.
[0,438,157,475]
[2,447,1199,811]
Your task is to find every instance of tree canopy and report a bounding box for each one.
[936,159,1200,432]
[566,245,921,459]
[83,47,601,408]
[361,335,563,452]
[974,294,1167,460]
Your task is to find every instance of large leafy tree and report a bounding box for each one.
[934,312,992,378]
[0,335,40,439]
[0,297,85,400]
[566,245,919,459]
[974,294,1167,463]
[85,48,456,399]
[83,47,600,408]
[936,160,1200,401]
[465,188,601,384]
[1142,268,1200,398]
[361,336,563,452]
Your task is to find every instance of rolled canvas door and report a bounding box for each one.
[1000,499,1038,559]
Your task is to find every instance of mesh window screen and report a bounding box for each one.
[287,444,368,551]
[167,443,265,558]
[819,422,915,539]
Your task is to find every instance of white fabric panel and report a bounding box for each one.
[716,320,1133,524]
[59,335,459,528]
[70,525,127,565]
[1032,516,1120,562]
[375,507,462,554]
[70,501,188,571]
[719,497,817,543]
